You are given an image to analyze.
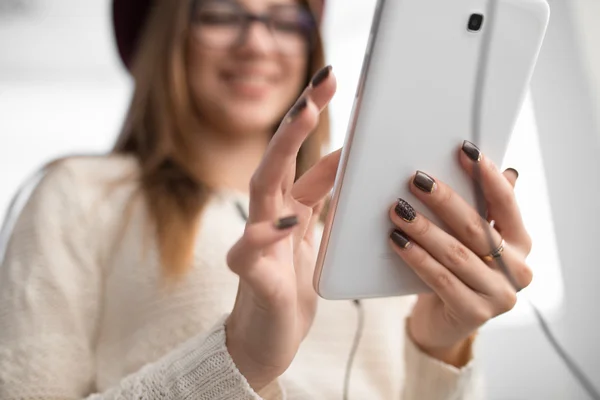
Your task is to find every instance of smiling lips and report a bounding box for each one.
[223,70,278,98]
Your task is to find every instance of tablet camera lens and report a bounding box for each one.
[468,14,484,32]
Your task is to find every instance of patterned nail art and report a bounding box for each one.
[395,198,416,222]
[413,171,437,193]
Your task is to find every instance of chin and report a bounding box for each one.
[223,107,282,136]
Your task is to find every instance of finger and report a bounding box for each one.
[485,242,534,292]
[279,66,337,192]
[249,69,337,222]
[311,198,326,226]
[389,202,501,295]
[487,169,518,224]
[407,171,505,264]
[303,199,326,244]
[306,65,337,112]
[251,98,319,196]
[227,215,298,278]
[290,201,314,251]
[388,230,481,309]
[248,98,318,223]
[503,168,519,188]
[391,197,532,295]
[459,143,531,253]
[270,66,337,167]
[291,148,342,208]
[289,65,336,116]
[265,66,337,188]
[296,202,324,290]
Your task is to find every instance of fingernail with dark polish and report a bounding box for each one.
[395,198,416,222]
[413,171,437,193]
[462,140,482,162]
[390,229,412,249]
[310,65,332,88]
[506,167,519,179]
[286,98,308,123]
[275,215,298,230]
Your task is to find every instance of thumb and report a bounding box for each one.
[503,168,519,188]
[302,198,326,244]
[291,148,342,207]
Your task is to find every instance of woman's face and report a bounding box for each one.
[187,0,313,136]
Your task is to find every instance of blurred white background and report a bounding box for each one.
[1,1,599,398]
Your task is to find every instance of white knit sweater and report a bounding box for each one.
[0,155,482,400]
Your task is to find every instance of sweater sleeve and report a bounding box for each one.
[402,320,484,400]
[86,315,280,400]
[0,163,278,400]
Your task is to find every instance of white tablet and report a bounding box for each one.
[314,0,550,299]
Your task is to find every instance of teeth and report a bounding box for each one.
[229,75,270,85]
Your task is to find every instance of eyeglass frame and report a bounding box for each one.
[188,0,318,54]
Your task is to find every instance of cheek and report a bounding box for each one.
[187,49,216,95]
[186,49,231,123]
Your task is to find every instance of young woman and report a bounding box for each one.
[0,0,532,398]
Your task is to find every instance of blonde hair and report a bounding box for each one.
[112,0,330,277]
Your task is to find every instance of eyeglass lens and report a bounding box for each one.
[191,0,315,55]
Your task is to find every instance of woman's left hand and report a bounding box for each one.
[388,141,533,367]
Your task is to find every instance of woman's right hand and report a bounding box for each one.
[225,66,339,391]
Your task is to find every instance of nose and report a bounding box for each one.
[236,21,277,55]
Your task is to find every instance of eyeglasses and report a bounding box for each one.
[190,0,316,56]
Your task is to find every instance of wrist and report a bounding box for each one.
[225,316,279,392]
[407,318,477,368]
[422,335,475,368]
